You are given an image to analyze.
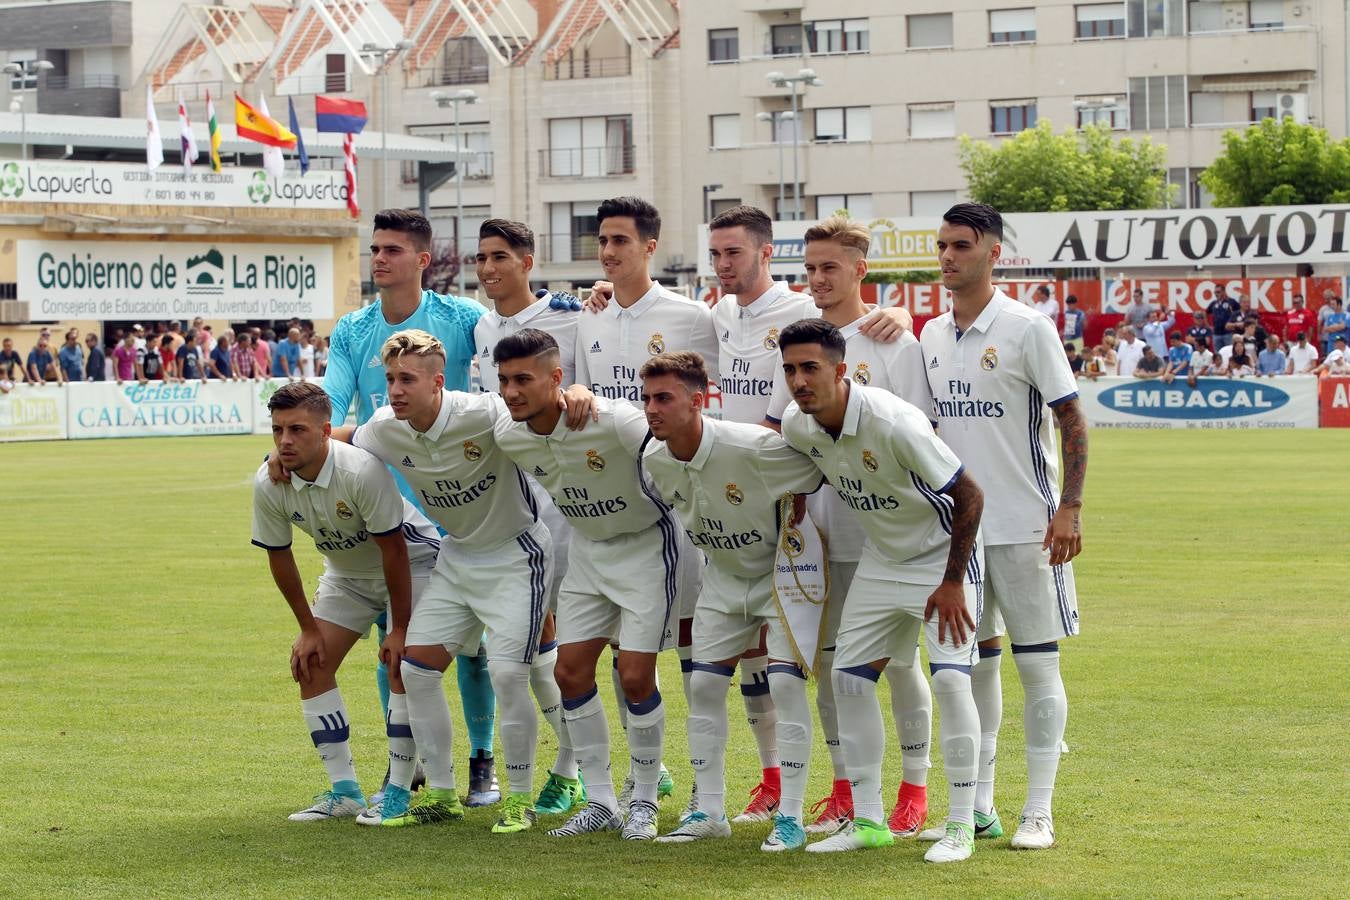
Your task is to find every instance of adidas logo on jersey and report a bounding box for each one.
[721,330,730,341]
[589,341,602,353]
[367,354,383,369]
[291,511,305,522]
[401,455,416,468]
[809,447,823,458]
[929,357,940,369]
[533,465,548,477]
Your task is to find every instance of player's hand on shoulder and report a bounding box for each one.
[561,383,599,430]
[858,305,913,342]
[266,452,292,484]
[583,281,614,313]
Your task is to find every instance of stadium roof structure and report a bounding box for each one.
[0,111,470,162]
[535,0,678,63]
[404,0,536,69]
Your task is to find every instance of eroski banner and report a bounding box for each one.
[1077,376,1318,429]
[18,239,334,320]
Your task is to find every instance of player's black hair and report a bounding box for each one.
[373,208,433,252]
[597,196,662,242]
[268,381,332,419]
[779,318,846,363]
[479,218,535,255]
[709,205,773,247]
[942,202,1003,243]
[493,328,560,366]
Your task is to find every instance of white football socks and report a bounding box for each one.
[833,666,885,824]
[930,666,980,829]
[626,690,666,805]
[768,664,813,820]
[687,665,733,820]
[739,654,780,772]
[489,659,537,796]
[531,643,577,779]
[814,648,847,780]
[1015,648,1067,821]
[563,687,616,812]
[972,646,1004,814]
[301,688,358,791]
[400,661,456,791]
[886,646,932,787]
[384,690,417,792]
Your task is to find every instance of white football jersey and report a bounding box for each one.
[494,397,668,543]
[475,296,579,393]
[251,439,440,577]
[352,390,537,551]
[712,284,815,424]
[781,384,979,586]
[644,417,822,581]
[920,289,1079,546]
[574,281,720,405]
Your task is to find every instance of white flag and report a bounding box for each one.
[178,93,198,173]
[145,83,164,170]
[257,95,285,179]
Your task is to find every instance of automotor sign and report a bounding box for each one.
[0,159,349,208]
[18,240,334,320]
[1079,376,1318,428]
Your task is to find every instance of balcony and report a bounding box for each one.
[543,54,631,81]
[278,72,351,96]
[402,151,495,184]
[538,145,636,179]
[421,62,490,87]
[38,74,121,117]
[537,233,599,265]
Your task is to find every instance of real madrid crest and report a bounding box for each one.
[725,483,744,505]
[335,500,354,520]
[586,449,606,471]
[763,327,780,351]
[783,526,805,558]
[647,333,665,355]
[853,362,871,385]
[981,346,999,370]
[463,440,483,461]
[862,450,879,473]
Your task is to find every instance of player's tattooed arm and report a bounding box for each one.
[1045,397,1088,564]
[927,469,982,647]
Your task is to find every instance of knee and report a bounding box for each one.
[487,659,531,695]
[617,663,656,703]
[929,666,971,697]
[552,656,589,696]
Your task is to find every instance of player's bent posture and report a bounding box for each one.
[640,352,826,851]
[323,208,499,807]
[347,330,555,833]
[492,328,699,841]
[252,382,438,822]
[917,203,1088,850]
[778,320,985,863]
[473,218,586,816]
[765,216,937,837]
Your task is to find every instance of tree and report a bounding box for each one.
[958,120,1173,212]
[1200,117,1350,206]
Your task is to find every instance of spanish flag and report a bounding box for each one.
[234,93,296,148]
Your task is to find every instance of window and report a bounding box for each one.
[1249,0,1283,30]
[547,202,602,263]
[1188,90,1227,125]
[1129,75,1187,129]
[1251,91,1279,122]
[807,18,869,54]
[814,106,871,142]
[406,123,493,181]
[7,51,38,91]
[912,189,957,217]
[1076,96,1128,129]
[710,114,741,149]
[991,100,1037,134]
[909,103,956,138]
[708,28,739,63]
[429,205,491,250]
[1075,3,1126,38]
[545,115,634,177]
[771,24,803,57]
[815,194,873,219]
[1128,0,1182,37]
[437,36,490,85]
[990,8,1036,43]
[907,13,953,49]
[772,112,804,144]
[774,189,808,220]
[710,198,743,218]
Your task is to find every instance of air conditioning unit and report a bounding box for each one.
[1278,92,1309,124]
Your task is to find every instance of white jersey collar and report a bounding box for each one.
[617,281,663,318]
[840,380,863,437]
[965,288,1012,336]
[491,295,550,328]
[734,282,794,318]
[838,313,870,341]
[412,389,456,443]
[685,417,718,471]
[291,444,336,491]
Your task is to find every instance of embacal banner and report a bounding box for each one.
[1077,375,1319,429]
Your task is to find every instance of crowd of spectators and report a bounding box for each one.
[0,318,329,393]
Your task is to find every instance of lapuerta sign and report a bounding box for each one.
[698,204,1350,276]
[17,239,334,320]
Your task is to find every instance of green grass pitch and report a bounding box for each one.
[2,430,1346,897]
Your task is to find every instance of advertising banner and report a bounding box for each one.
[0,159,350,209]
[251,377,326,435]
[1318,377,1350,427]
[698,205,1350,276]
[17,239,334,321]
[0,385,67,442]
[1077,375,1319,429]
[1100,276,1344,314]
[67,380,253,439]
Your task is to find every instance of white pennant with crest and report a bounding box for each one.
[771,495,830,677]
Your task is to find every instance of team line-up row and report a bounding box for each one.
[253,200,1086,863]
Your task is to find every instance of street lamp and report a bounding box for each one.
[4,59,54,160]
[702,183,723,224]
[360,39,414,214]
[431,87,479,296]
[756,110,794,219]
[766,68,821,220]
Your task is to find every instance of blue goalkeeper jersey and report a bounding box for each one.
[324,289,487,427]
